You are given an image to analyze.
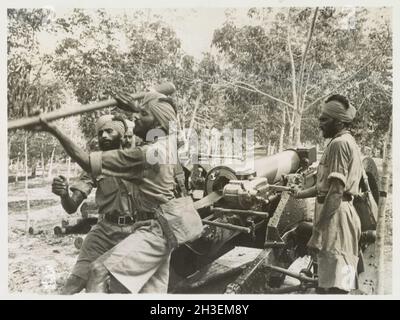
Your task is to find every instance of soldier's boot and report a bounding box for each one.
[61,274,86,294]
[86,260,110,293]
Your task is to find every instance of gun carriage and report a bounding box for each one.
[170,147,380,294]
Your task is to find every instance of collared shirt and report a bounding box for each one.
[70,171,133,216]
[317,130,363,195]
[89,136,177,211]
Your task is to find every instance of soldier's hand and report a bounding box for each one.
[307,246,319,260]
[52,175,69,197]
[289,186,301,199]
[113,91,140,113]
[25,111,57,133]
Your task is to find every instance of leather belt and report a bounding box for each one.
[317,193,353,204]
[103,213,135,226]
[102,211,157,226]
[136,211,157,221]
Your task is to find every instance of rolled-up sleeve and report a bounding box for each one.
[327,140,350,186]
[69,171,95,198]
[89,147,145,179]
[90,152,103,178]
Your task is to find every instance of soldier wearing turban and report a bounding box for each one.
[49,113,136,294]
[122,120,135,149]
[131,92,177,139]
[293,94,363,294]
[95,114,127,151]
[84,90,185,294]
[27,86,198,295]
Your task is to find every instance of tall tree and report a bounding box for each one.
[212,7,392,148]
[50,9,184,142]
[8,9,66,173]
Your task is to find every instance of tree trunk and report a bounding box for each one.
[41,151,45,178]
[66,120,73,182]
[8,136,12,166]
[375,119,392,294]
[15,155,20,185]
[30,159,37,178]
[278,108,286,152]
[293,110,302,146]
[288,122,295,147]
[48,147,55,179]
[186,92,202,143]
[24,135,31,234]
[67,156,71,183]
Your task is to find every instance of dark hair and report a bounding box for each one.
[325,94,350,109]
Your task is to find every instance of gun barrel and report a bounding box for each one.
[253,150,300,183]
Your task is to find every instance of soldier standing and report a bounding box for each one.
[294,94,363,294]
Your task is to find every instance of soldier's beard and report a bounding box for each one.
[99,138,121,151]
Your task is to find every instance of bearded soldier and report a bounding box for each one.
[293,94,363,294]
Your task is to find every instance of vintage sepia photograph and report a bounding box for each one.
[5,2,394,296]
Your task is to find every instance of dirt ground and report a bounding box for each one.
[8,179,84,294]
[8,174,393,295]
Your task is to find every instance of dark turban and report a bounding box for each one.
[142,92,177,133]
[322,100,357,123]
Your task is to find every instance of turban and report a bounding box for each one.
[95,115,126,137]
[142,92,177,133]
[322,100,357,123]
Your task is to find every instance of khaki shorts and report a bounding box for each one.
[71,220,134,280]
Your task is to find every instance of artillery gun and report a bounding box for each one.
[169,147,317,293]
[168,147,380,294]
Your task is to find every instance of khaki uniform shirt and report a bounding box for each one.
[89,137,177,212]
[310,130,363,291]
[316,130,363,196]
[87,137,178,292]
[69,171,135,281]
[70,172,133,216]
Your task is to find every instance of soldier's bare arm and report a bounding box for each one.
[52,175,85,214]
[293,185,317,199]
[316,177,344,228]
[29,119,91,173]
